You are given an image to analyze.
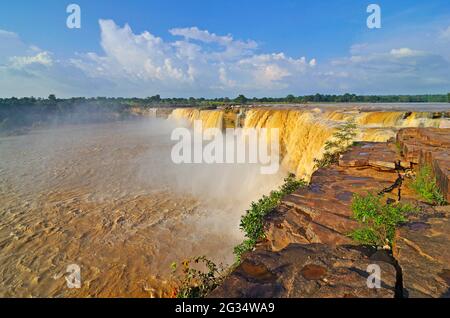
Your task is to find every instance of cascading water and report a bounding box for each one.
[170,108,224,130]
[170,107,448,180]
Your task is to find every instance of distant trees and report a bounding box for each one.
[146,95,161,103]
[234,94,248,104]
[285,94,296,103]
[0,93,448,109]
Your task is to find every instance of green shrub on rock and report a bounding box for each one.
[172,256,225,298]
[350,192,414,249]
[233,174,306,262]
[410,165,446,206]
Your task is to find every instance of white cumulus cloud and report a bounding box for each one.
[9,52,53,68]
[390,48,423,58]
[1,19,450,97]
[69,20,316,95]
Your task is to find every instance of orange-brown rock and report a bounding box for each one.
[394,205,450,298]
[397,128,450,200]
[265,142,401,251]
[209,244,398,298]
[339,142,409,170]
[213,128,450,298]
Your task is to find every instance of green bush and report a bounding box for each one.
[233,174,306,262]
[172,256,225,298]
[350,192,414,248]
[314,119,357,168]
[410,165,446,206]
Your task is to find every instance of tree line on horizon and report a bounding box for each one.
[1,93,449,108]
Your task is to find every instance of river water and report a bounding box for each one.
[0,118,284,297]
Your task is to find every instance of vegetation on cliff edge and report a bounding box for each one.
[171,174,305,298]
[233,174,306,262]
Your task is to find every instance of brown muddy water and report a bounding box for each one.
[0,118,285,297]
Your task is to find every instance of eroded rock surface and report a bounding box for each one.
[394,205,450,298]
[209,244,397,298]
[397,128,450,201]
[265,143,401,251]
[339,142,408,170]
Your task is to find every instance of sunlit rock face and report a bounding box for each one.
[397,127,450,201]
[394,205,450,298]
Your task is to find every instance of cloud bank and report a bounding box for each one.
[1,19,450,97]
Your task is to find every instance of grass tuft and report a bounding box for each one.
[410,165,446,206]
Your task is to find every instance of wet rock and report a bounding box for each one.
[209,244,397,298]
[394,205,450,298]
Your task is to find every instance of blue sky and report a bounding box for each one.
[0,0,449,97]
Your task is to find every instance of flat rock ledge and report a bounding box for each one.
[397,128,450,201]
[394,205,450,298]
[209,244,397,298]
[211,128,450,298]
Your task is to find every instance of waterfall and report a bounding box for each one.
[169,107,446,180]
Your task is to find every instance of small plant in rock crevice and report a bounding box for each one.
[410,165,446,206]
[349,192,415,249]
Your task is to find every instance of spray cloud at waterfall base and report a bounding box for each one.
[170,120,280,175]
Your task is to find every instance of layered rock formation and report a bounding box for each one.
[212,128,450,298]
[209,244,398,298]
[394,205,450,298]
[397,128,450,201]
